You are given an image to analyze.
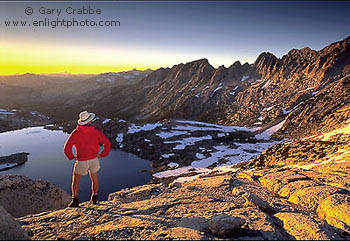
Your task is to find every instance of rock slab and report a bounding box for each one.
[209,214,246,236]
[0,206,29,240]
[0,174,70,217]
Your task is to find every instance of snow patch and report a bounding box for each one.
[174,120,253,132]
[162,153,175,159]
[241,75,249,82]
[255,120,286,140]
[196,153,206,159]
[127,123,162,134]
[153,166,210,178]
[102,118,111,124]
[167,162,179,168]
[115,133,124,148]
[172,135,213,150]
[156,131,188,139]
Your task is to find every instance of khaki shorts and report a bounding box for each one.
[73,157,100,176]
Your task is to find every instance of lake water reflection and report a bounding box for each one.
[0,126,152,201]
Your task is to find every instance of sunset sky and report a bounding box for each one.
[1,1,349,75]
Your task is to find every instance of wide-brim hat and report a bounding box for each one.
[78,111,96,125]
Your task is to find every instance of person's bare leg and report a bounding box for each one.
[71,173,82,198]
[89,171,99,195]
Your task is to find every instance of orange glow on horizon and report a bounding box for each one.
[0,64,157,75]
[0,41,161,75]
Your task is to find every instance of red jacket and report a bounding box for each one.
[64,125,111,161]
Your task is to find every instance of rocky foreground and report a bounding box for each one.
[17,125,350,240]
[0,175,70,218]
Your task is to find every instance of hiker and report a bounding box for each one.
[64,111,111,207]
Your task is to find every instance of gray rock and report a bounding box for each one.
[242,192,273,213]
[209,214,246,236]
[0,206,29,240]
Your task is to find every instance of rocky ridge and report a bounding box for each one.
[17,124,350,240]
[1,38,349,140]
[221,37,350,134]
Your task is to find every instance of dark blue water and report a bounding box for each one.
[0,126,152,201]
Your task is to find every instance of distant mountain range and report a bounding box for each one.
[0,37,349,139]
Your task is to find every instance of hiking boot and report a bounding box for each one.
[68,197,79,208]
[90,194,98,205]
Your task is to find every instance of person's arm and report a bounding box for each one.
[97,129,111,158]
[64,130,76,160]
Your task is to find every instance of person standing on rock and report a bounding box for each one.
[64,111,111,207]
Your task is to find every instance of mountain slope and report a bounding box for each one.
[0,37,349,140]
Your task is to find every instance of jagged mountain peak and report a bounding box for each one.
[217,65,228,70]
[230,60,242,67]
[254,52,278,64]
[184,58,211,66]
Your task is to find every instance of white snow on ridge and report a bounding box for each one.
[154,141,279,178]
[173,124,252,133]
[102,118,111,124]
[172,135,213,150]
[153,166,210,178]
[174,120,253,132]
[256,120,286,140]
[213,87,222,92]
[217,133,226,137]
[282,109,292,115]
[127,123,162,134]
[241,75,249,82]
[156,131,188,139]
[264,105,275,111]
[115,133,124,147]
[168,162,179,168]
[162,153,175,158]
